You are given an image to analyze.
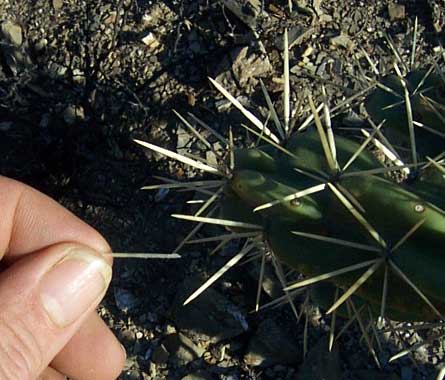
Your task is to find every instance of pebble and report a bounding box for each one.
[119,329,136,343]
[176,126,192,154]
[232,46,272,86]
[244,318,301,366]
[52,0,63,12]
[181,370,214,380]
[215,45,272,88]
[151,344,170,364]
[114,287,140,312]
[388,3,405,21]
[124,369,141,380]
[1,21,22,46]
[170,276,248,344]
[62,105,85,125]
[297,337,342,380]
[302,45,314,58]
[221,0,262,29]
[141,32,160,50]
[104,11,117,25]
[330,33,354,50]
[163,333,205,366]
[206,151,218,168]
[343,111,365,127]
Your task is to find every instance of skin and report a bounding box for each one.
[0,175,126,380]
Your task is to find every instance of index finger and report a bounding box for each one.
[0,175,111,260]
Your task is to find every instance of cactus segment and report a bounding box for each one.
[365,70,445,156]
[283,130,382,175]
[410,161,445,208]
[233,146,277,173]
[266,221,445,321]
[225,121,445,322]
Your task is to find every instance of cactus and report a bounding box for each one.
[225,129,445,323]
[134,29,445,369]
[365,68,445,158]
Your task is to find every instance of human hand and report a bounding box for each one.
[0,176,126,380]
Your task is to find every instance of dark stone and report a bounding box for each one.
[170,276,248,344]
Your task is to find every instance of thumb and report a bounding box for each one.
[0,242,112,380]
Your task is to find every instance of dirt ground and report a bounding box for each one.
[1,0,445,379]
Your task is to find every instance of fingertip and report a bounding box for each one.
[0,175,112,259]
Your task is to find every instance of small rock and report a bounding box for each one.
[148,361,157,378]
[114,287,140,312]
[233,46,272,86]
[151,344,170,364]
[48,62,67,78]
[176,126,192,154]
[0,21,31,75]
[215,99,232,113]
[52,0,63,12]
[244,318,301,366]
[1,21,22,46]
[388,3,405,21]
[297,336,342,380]
[276,25,312,49]
[319,13,333,23]
[34,38,48,53]
[170,276,248,344]
[330,33,354,50]
[141,32,160,50]
[430,0,445,32]
[62,105,85,125]
[72,69,86,85]
[302,45,314,58]
[206,151,218,168]
[181,370,214,380]
[119,329,136,344]
[216,45,272,88]
[163,333,205,366]
[141,13,154,27]
[222,0,262,29]
[312,0,324,16]
[165,324,177,335]
[343,111,365,127]
[124,369,141,380]
[248,262,282,299]
[104,11,117,25]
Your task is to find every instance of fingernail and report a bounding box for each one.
[39,247,112,327]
